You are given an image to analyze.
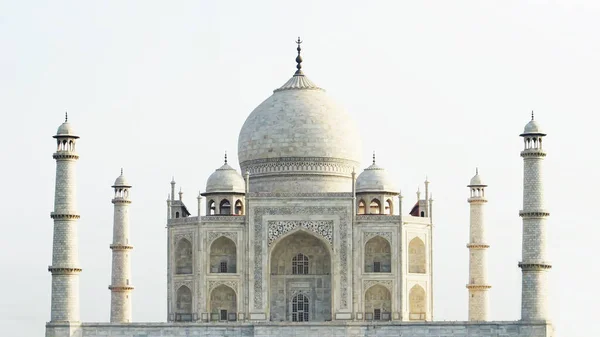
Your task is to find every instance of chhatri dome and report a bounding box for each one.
[356,153,398,193]
[205,153,245,194]
[54,112,79,138]
[521,111,546,136]
[238,38,362,193]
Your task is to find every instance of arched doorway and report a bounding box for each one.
[409,285,426,320]
[269,231,332,322]
[209,285,237,321]
[364,284,391,320]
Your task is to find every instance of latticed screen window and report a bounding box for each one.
[374,309,381,320]
[220,310,227,321]
[373,262,381,272]
[292,253,309,275]
[219,261,227,273]
[292,294,309,322]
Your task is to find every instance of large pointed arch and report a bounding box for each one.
[175,238,192,274]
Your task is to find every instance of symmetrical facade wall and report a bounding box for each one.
[166,193,432,323]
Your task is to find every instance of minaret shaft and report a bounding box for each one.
[109,176,134,323]
[520,153,550,321]
[467,188,490,321]
[49,131,81,323]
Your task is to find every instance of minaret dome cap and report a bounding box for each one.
[520,113,546,136]
[54,121,79,139]
[112,170,131,188]
[468,169,487,187]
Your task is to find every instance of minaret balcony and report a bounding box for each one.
[519,210,550,217]
[520,149,546,158]
[52,152,79,160]
[50,212,80,220]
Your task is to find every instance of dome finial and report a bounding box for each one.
[224,151,228,164]
[65,111,68,122]
[120,167,123,175]
[531,110,534,121]
[476,167,479,175]
[372,151,376,165]
[295,37,303,76]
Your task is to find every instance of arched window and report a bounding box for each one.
[220,199,231,215]
[408,237,426,274]
[385,199,393,215]
[175,211,180,218]
[292,253,309,275]
[370,199,381,214]
[364,236,391,273]
[210,237,237,273]
[420,211,425,217]
[209,200,216,215]
[176,285,192,313]
[357,200,366,214]
[364,285,391,321]
[292,294,309,322]
[175,238,193,274]
[409,285,426,320]
[234,200,243,215]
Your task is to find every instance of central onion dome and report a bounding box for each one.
[237,39,362,193]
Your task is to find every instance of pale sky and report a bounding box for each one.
[1,1,598,336]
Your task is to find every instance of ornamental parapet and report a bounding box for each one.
[110,244,133,250]
[518,262,552,271]
[50,212,81,220]
[519,210,550,217]
[108,285,135,291]
[112,199,132,204]
[466,284,492,290]
[52,153,80,160]
[466,243,490,249]
[356,215,402,222]
[200,215,246,223]
[520,150,547,158]
[48,266,82,274]
[168,216,200,226]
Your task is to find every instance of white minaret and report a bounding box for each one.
[466,168,491,321]
[519,113,551,321]
[48,113,81,323]
[109,169,134,322]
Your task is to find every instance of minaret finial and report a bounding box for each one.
[531,110,534,120]
[476,167,479,175]
[224,151,228,164]
[295,37,303,76]
[120,168,123,175]
[65,111,68,122]
[372,151,376,165]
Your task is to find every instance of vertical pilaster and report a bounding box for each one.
[466,170,491,321]
[48,118,82,324]
[519,115,551,321]
[109,171,134,322]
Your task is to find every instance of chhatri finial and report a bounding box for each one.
[372,151,376,165]
[295,37,303,76]
[120,168,123,175]
[65,111,68,122]
[224,151,228,164]
[476,167,479,175]
[531,110,534,121]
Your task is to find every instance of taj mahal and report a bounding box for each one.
[45,40,554,336]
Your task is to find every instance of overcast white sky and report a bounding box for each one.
[1,1,598,336]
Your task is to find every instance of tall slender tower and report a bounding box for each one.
[519,113,551,321]
[466,169,491,321]
[48,114,81,323]
[109,169,134,322]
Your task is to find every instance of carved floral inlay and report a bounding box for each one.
[267,220,333,247]
[208,231,238,245]
[363,279,393,292]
